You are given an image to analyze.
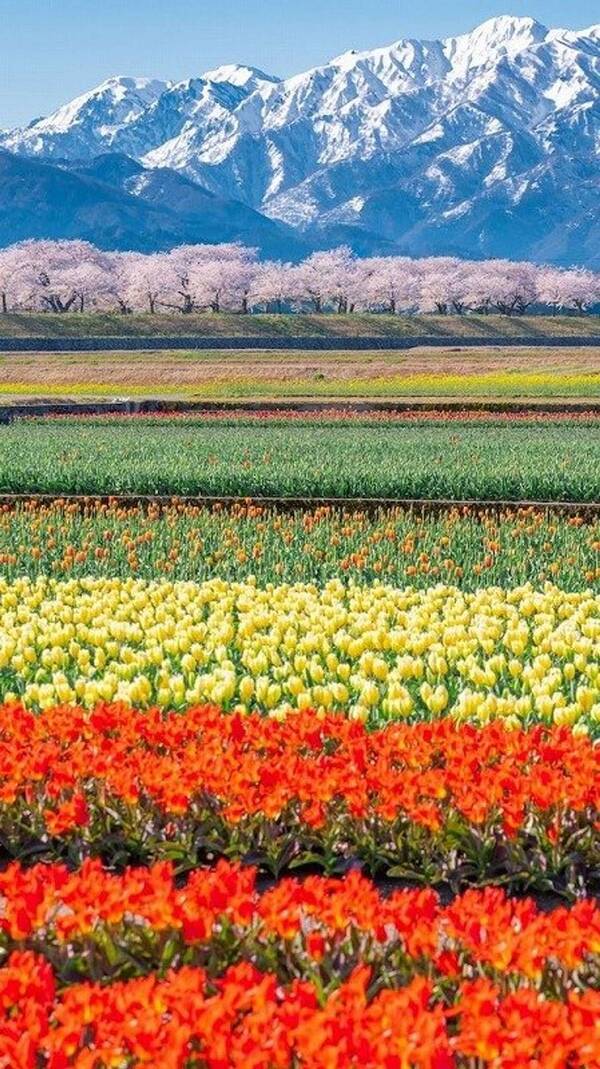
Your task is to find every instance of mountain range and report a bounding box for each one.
[1,15,599,265]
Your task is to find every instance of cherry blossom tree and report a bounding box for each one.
[325,247,359,313]
[0,238,598,318]
[418,258,466,314]
[535,266,571,313]
[229,254,260,314]
[343,258,377,313]
[0,241,60,311]
[463,263,497,314]
[6,240,113,312]
[482,260,538,315]
[362,257,418,314]
[249,261,297,312]
[107,253,135,314]
[559,268,600,313]
[0,242,35,312]
[70,260,116,312]
[114,252,174,314]
[294,248,356,313]
[165,244,258,312]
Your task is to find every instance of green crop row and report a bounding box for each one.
[0,419,598,501]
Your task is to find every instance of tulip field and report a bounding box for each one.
[0,416,599,499]
[1,409,600,1065]
[1,575,599,734]
[0,499,598,588]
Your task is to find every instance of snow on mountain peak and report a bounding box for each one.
[1,16,598,267]
[462,14,547,41]
[2,75,169,148]
[201,64,280,90]
[55,75,169,115]
[95,75,168,95]
[444,15,549,73]
[552,23,600,46]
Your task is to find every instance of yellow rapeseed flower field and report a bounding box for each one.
[0,576,598,733]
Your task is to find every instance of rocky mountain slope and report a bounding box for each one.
[2,16,599,264]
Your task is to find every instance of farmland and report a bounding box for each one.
[1,382,600,1063]
[0,417,598,500]
[1,705,599,885]
[0,574,598,733]
[2,99,600,1062]
[0,499,597,588]
[0,344,599,402]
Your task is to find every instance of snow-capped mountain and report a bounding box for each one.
[2,16,599,264]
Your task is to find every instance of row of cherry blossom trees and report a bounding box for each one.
[0,240,598,316]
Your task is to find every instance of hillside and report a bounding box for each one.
[0,150,307,259]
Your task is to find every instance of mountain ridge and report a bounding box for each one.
[2,16,599,265]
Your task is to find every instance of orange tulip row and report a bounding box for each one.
[0,703,598,889]
[1,858,599,992]
[0,498,597,590]
[3,947,600,1068]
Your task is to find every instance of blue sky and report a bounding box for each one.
[1,0,597,127]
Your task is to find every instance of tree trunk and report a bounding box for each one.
[49,294,77,313]
[149,295,156,314]
[0,292,7,314]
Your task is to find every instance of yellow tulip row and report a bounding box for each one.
[0,576,598,732]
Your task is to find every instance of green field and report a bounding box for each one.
[1,418,599,501]
[1,312,599,339]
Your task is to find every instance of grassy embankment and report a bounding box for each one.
[0,312,599,339]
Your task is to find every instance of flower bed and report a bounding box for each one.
[1,419,599,500]
[2,864,600,1067]
[23,406,600,423]
[2,859,599,988]
[0,577,599,735]
[1,704,598,891]
[9,950,600,1067]
[0,499,598,590]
